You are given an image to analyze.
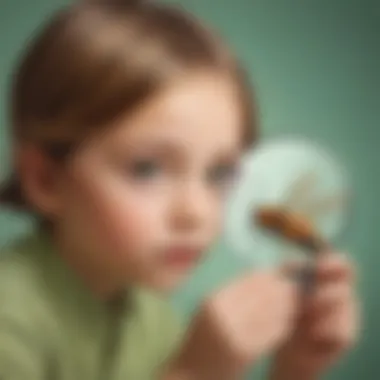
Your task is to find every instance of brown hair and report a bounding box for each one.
[0,0,258,212]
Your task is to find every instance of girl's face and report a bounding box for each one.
[53,72,244,292]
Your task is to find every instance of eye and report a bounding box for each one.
[207,163,239,188]
[128,159,162,179]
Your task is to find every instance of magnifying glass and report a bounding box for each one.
[223,137,352,291]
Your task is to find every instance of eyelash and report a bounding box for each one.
[125,158,239,188]
[207,164,239,188]
[128,159,162,179]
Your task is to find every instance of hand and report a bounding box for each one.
[169,269,299,380]
[270,253,360,380]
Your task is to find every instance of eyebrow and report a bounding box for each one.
[138,139,239,158]
[213,151,241,165]
[122,139,187,158]
[112,135,242,164]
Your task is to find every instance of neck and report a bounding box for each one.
[53,231,127,301]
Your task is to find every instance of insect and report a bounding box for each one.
[253,168,348,290]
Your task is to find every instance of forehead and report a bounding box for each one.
[99,72,243,154]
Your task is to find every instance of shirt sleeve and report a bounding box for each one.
[0,317,46,379]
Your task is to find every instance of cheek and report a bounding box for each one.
[62,173,163,255]
[209,201,225,236]
[100,194,158,250]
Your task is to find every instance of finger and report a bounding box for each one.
[314,254,355,284]
[279,259,320,298]
[311,301,359,350]
[305,288,358,329]
[304,283,352,317]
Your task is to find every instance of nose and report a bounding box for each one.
[170,180,214,232]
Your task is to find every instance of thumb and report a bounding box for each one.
[280,259,317,294]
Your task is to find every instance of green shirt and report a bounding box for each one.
[0,231,184,379]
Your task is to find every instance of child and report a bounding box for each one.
[0,0,359,379]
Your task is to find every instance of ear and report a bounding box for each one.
[16,144,64,217]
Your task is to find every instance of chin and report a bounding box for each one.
[143,271,190,294]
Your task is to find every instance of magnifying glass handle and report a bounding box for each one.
[297,237,330,293]
[297,260,316,294]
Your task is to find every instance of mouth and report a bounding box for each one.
[161,244,204,268]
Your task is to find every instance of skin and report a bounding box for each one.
[20,73,243,295]
[270,255,359,380]
[18,72,360,379]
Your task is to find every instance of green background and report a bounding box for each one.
[0,0,378,378]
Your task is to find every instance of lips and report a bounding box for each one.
[161,245,204,267]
